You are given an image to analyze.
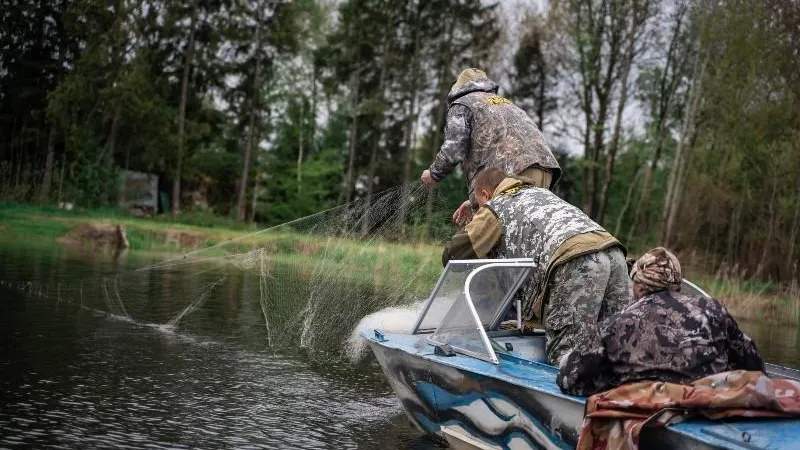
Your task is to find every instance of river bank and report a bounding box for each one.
[1,203,797,325]
[0,203,442,294]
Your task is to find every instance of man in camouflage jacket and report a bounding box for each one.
[557,247,765,397]
[442,168,631,365]
[420,68,561,225]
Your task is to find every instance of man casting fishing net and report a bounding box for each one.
[420,68,561,225]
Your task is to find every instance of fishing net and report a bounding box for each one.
[0,182,456,361]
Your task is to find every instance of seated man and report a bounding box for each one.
[557,247,765,396]
[442,168,631,364]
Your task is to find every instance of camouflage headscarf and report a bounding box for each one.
[630,247,682,294]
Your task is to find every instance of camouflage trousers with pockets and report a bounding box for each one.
[543,246,631,365]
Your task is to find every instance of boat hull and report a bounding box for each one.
[365,332,776,450]
[367,337,583,449]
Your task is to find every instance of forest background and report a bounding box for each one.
[1,0,799,294]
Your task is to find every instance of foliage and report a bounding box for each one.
[1,0,799,286]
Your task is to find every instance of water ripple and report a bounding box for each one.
[0,245,433,449]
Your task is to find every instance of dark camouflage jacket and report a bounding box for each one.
[428,73,561,197]
[557,290,765,397]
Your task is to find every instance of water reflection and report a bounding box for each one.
[0,244,433,449]
[2,243,798,449]
[739,319,800,369]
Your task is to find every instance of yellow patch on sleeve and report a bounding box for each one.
[487,95,512,105]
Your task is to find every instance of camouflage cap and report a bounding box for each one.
[630,247,682,294]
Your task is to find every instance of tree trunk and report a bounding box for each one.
[597,27,636,225]
[536,64,546,131]
[755,176,779,279]
[725,198,743,264]
[629,4,686,244]
[249,180,259,224]
[661,50,708,245]
[614,161,644,238]
[344,72,360,205]
[586,101,609,220]
[107,103,121,165]
[362,37,392,236]
[310,60,317,155]
[663,128,697,248]
[627,126,664,245]
[424,15,456,235]
[118,141,131,206]
[250,110,266,224]
[400,4,422,225]
[106,103,122,204]
[39,123,56,202]
[236,9,263,221]
[57,152,66,204]
[237,93,257,221]
[296,100,304,195]
[172,0,198,216]
[580,107,594,215]
[787,178,800,276]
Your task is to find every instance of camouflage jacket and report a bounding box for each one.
[442,178,609,313]
[442,178,605,262]
[557,290,765,397]
[428,74,561,196]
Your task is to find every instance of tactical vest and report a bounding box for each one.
[487,186,605,306]
[451,91,561,196]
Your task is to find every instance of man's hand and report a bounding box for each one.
[452,200,473,226]
[420,169,437,187]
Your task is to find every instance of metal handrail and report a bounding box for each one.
[463,260,535,365]
[412,258,534,334]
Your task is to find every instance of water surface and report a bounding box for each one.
[0,244,434,449]
[1,242,797,449]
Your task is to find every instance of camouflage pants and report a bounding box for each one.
[543,247,632,365]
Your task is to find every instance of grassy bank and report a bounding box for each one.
[0,203,442,294]
[2,203,797,324]
[695,275,800,327]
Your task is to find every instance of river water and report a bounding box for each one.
[0,243,436,449]
[1,243,798,449]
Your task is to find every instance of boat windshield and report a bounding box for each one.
[681,279,711,298]
[412,259,534,364]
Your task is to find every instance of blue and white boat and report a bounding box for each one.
[362,258,800,450]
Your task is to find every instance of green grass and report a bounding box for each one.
[696,274,800,325]
[0,202,443,294]
[0,205,73,240]
[6,202,793,321]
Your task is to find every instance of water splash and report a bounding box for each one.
[344,301,427,363]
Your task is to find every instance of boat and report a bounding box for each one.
[361,258,800,450]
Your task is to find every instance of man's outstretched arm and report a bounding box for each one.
[441,206,502,265]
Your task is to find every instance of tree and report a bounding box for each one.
[553,0,655,220]
[511,11,557,131]
[596,0,656,224]
[172,0,198,215]
[626,1,693,245]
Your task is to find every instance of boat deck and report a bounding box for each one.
[374,331,800,450]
